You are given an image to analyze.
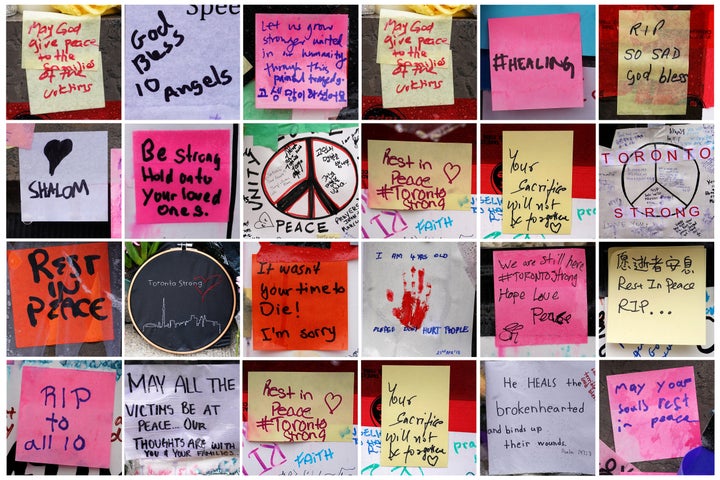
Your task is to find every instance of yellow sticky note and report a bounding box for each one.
[246,371,354,443]
[26,54,105,114]
[376,9,454,108]
[607,246,706,345]
[617,10,690,115]
[243,56,253,75]
[379,56,455,108]
[376,10,452,65]
[381,365,450,468]
[502,131,573,235]
[367,139,472,211]
[22,11,101,70]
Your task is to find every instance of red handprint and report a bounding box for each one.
[386,266,432,329]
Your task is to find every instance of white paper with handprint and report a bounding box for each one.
[19,131,108,222]
[362,242,476,357]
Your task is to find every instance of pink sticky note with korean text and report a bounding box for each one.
[133,130,231,224]
[488,13,584,111]
[493,248,588,347]
[255,13,348,109]
[607,366,701,462]
[16,366,116,468]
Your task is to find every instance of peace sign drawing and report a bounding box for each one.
[621,142,700,216]
[261,137,358,220]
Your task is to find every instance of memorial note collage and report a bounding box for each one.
[3,1,716,476]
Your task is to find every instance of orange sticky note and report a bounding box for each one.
[252,255,348,350]
[8,243,114,348]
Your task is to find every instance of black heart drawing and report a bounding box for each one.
[44,139,73,176]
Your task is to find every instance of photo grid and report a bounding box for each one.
[3,1,716,476]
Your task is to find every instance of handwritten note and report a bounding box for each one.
[381,365,449,467]
[243,425,359,475]
[252,256,348,351]
[599,124,714,239]
[244,127,360,239]
[488,13,583,111]
[247,371,354,442]
[485,361,595,475]
[8,243,113,348]
[493,248,588,347]
[606,245,706,345]
[368,140,471,211]
[255,14,348,109]
[16,366,115,468]
[502,131,573,234]
[361,429,476,476]
[125,363,239,460]
[19,131,108,222]
[617,10,690,115]
[377,9,454,108]
[607,366,700,462]
[22,10,104,114]
[133,130,230,224]
[362,195,478,239]
[125,5,240,119]
[7,123,35,149]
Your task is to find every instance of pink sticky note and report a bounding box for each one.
[488,13,584,111]
[607,366,701,462]
[7,123,35,149]
[255,13,349,109]
[110,148,122,238]
[133,130,231,224]
[600,439,638,475]
[16,366,116,468]
[493,248,588,347]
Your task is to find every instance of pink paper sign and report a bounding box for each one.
[488,13,584,111]
[110,148,122,238]
[7,123,35,149]
[255,13,348,109]
[493,248,588,347]
[16,366,116,468]
[133,130,231,224]
[600,439,638,475]
[607,366,701,462]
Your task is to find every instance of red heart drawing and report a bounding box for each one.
[443,162,461,184]
[324,392,343,414]
[194,274,222,302]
